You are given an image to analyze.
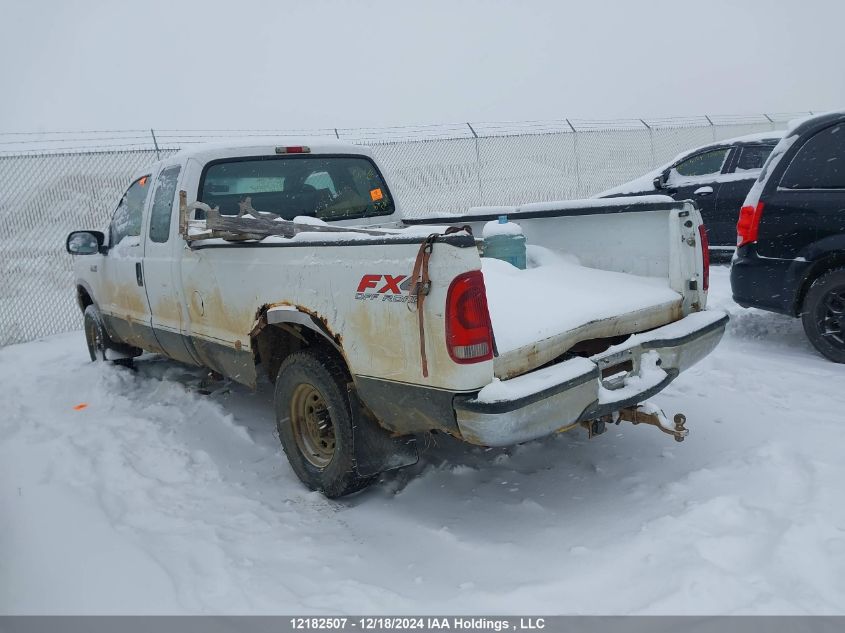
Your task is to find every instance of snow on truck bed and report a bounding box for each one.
[482,246,681,357]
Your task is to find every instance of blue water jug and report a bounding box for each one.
[482,215,526,270]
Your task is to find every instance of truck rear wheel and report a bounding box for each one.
[274,350,376,497]
[802,268,845,363]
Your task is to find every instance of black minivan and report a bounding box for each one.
[730,111,845,362]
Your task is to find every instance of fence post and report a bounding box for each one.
[566,119,583,197]
[703,115,717,142]
[466,122,483,206]
[763,113,775,131]
[640,119,655,167]
[334,128,340,139]
[150,128,161,159]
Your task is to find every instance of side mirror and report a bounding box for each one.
[653,171,669,190]
[66,230,105,255]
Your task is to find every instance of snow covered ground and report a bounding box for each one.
[2,266,844,615]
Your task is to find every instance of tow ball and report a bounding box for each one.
[581,406,688,442]
[617,405,688,442]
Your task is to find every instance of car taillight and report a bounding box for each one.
[737,202,764,247]
[446,271,494,364]
[698,224,710,292]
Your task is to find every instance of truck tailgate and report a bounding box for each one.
[404,197,706,381]
[482,252,683,379]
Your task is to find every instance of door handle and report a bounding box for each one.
[135,262,144,286]
[694,186,714,196]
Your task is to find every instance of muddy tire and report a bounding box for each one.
[83,304,113,362]
[802,268,845,363]
[274,350,376,497]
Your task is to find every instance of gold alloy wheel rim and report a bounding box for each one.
[290,383,336,468]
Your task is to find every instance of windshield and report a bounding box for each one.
[199,155,395,221]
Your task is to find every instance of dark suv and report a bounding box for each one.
[598,132,782,259]
[731,111,845,362]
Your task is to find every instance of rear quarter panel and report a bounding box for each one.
[179,236,491,391]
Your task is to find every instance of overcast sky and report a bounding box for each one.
[1,0,843,132]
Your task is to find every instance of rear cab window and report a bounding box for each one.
[198,155,395,221]
[149,166,181,243]
[779,124,845,189]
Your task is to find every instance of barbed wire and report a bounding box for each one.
[0,112,813,155]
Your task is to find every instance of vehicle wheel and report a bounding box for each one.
[802,268,845,363]
[83,304,112,362]
[274,350,376,497]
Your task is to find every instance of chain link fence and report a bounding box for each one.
[0,113,810,346]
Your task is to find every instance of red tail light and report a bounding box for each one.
[737,202,764,247]
[698,224,710,292]
[446,271,494,364]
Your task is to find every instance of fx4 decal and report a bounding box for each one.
[355,274,417,303]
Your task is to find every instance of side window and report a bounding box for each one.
[670,148,730,180]
[110,176,151,247]
[735,145,775,172]
[149,166,181,243]
[780,125,845,189]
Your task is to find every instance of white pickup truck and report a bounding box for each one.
[66,140,727,497]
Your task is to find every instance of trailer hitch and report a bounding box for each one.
[615,404,688,442]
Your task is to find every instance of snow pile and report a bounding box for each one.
[2,267,845,615]
[481,219,524,238]
[290,215,329,226]
[481,250,680,355]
